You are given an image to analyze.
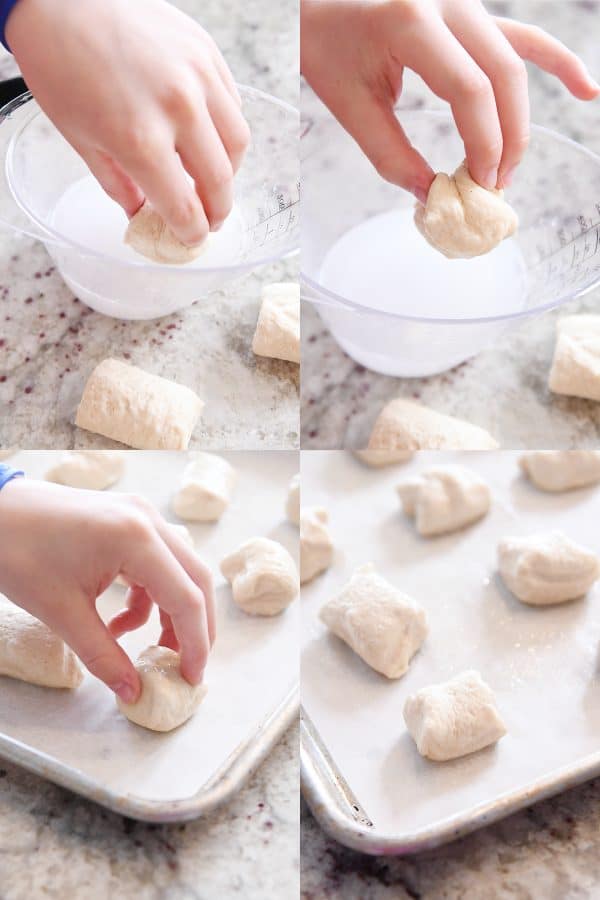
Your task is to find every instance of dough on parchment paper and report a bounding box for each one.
[172,453,236,522]
[319,564,427,679]
[0,596,83,689]
[300,507,334,584]
[220,537,299,616]
[75,358,203,450]
[397,464,491,537]
[252,283,300,364]
[286,473,300,526]
[549,315,600,402]
[116,524,194,587]
[519,451,600,493]
[125,202,207,265]
[414,162,518,259]
[404,670,506,762]
[367,398,498,451]
[45,450,125,490]
[497,531,599,606]
[354,449,414,468]
[116,646,206,732]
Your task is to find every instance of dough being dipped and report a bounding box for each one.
[549,315,600,402]
[252,283,300,364]
[354,449,414,468]
[319,564,427,679]
[397,464,491,536]
[75,358,203,450]
[0,596,83,689]
[367,398,498,451]
[519,451,600,492]
[404,670,506,761]
[286,473,300,526]
[300,507,334,584]
[498,531,599,606]
[220,537,299,616]
[45,450,125,490]
[116,646,206,732]
[172,453,236,522]
[125,202,206,265]
[414,162,518,259]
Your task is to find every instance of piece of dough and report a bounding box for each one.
[117,524,194,586]
[549,315,600,402]
[286,473,300,525]
[519,451,600,492]
[414,162,518,259]
[367,398,498,451]
[172,453,236,522]
[301,507,334,584]
[75,358,203,450]
[498,531,599,606]
[354,449,414,468]
[0,448,18,461]
[0,596,83,689]
[397,464,491,536]
[45,450,125,490]
[125,202,206,265]
[220,537,299,616]
[319,564,427,679]
[116,646,206,732]
[252,282,300,364]
[404,670,506,761]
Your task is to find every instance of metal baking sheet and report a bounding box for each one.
[301,450,600,854]
[0,450,299,822]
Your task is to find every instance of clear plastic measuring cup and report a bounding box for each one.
[0,87,299,320]
[302,108,600,377]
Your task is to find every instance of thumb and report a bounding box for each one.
[75,145,145,218]
[340,89,435,202]
[62,606,141,704]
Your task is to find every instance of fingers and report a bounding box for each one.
[409,16,503,189]
[77,146,145,217]
[108,584,153,639]
[158,608,179,653]
[206,81,251,174]
[449,8,530,188]
[176,110,234,232]
[60,601,141,704]
[336,84,434,202]
[496,17,600,101]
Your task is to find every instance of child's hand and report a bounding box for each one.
[0,478,215,704]
[301,0,600,201]
[6,0,251,246]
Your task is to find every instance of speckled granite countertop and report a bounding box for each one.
[0,0,299,450]
[301,0,600,450]
[0,724,298,900]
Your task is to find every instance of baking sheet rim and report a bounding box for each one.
[300,706,600,856]
[0,682,299,823]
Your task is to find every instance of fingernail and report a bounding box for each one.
[209,220,224,233]
[413,186,428,206]
[482,168,498,190]
[112,681,138,704]
[501,166,517,188]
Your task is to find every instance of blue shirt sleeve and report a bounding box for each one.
[0,0,20,51]
[0,463,23,490]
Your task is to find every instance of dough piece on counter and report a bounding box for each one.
[172,453,236,522]
[519,451,600,492]
[404,670,506,761]
[0,448,18,461]
[354,449,414,468]
[368,398,498,451]
[0,596,83,689]
[286,473,300,526]
[498,531,599,606]
[397,464,491,536]
[117,524,194,586]
[220,537,299,616]
[549,316,600,402]
[75,358,203,450]
[301,507,334,584]
[252,283,300,364]
[125,202,206,265]
[116,646,206,732]
[45,450,125,490]
[414,162,518,259]
[319,564,427,679]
